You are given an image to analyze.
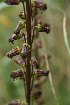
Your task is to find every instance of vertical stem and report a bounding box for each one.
[26,0,31,105]
[22,0,31,104]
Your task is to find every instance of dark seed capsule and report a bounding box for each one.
[6,46,21,59]
[20,43,30,59]
[30,59,40,69]
[5,0,20,5]
[8,32,25,44]
[10,69,24,79]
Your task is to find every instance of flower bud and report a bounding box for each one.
[8,32,25,44]
[31,90,42,99]
[10,69,24,80]
[37,24,50,34]
[5,0,20,5]
[30,59,40,69]
[35,70,49,77]
[20,43,30,59]
[19,11,26,19]
[14,21,26,34]
[6,46,21,59]
[8,100,20,105]
[14,57,25,67]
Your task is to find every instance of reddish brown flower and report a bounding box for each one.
[10,69,24,79]
[35,70,49,76]
[32,0,47,10]
[20,43,30,59]
[14,21,26,34]
[14,57,25,67]
[6,46,21,59]
[30,59,40,69]
[5,0,20,5]
[8,32,25,44]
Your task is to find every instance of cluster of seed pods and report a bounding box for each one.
[5,0,50,105]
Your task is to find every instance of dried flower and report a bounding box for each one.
[8,100,20,105]
[30,59,40,69]
[35,70,49,77]
[6,46,21,59]
[31,90,42,99]
[20,43,30,59]
[32,0,47,10]
[10,69,24,79]
[37,24,50,34]
[5,0,20,5]
[14,57,25,67]
[8,32,25,44]
[19,11,26,19]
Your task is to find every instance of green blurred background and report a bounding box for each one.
[0,0,70,105]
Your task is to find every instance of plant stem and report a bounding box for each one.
[26,0,31,104]
[22,0,31,104]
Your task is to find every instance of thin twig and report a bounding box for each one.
[40,36,60,105]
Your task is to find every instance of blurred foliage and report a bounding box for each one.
[0,0,70,105]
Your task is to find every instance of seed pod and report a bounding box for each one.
[5,0,20,5]
[20,43,30,59]
[19,11,26,19]
[31,90,42,99]
[32,0,47,10]
[6,46,21,59]
[8,100,20,105]
[8,32,25,44]
[14,21,26,34]
[30,59,40,69]
[35,70,49,77]
[10,69,24,80]
[37,23,51,34]
[14,57,25,67]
